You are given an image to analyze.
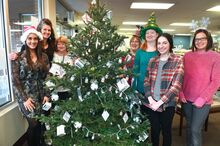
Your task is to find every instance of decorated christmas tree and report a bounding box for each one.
[41,0,150,145]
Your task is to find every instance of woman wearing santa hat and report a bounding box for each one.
[11,26,50,146]
[10,18,56,66]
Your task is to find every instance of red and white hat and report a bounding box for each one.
[20,26,43,44]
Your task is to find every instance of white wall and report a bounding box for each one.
[0,103,28,146]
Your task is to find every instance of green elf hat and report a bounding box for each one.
[140,12,162,40]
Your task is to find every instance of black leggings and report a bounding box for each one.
[142,106,175,146]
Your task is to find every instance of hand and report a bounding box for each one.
[9,52,18,60]
[42,96,50,104]
[179,92,187,103]
[150,100,164,111]
[180,97,187,103]
[148,96,156,104]
[193,97,206,108]
[23,98,35,112]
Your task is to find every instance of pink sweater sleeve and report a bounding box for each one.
[199,59,220,102]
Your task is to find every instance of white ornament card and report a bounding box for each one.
[102,110,110,121]
[117,78,130,92]
[63,111,71,123]
[57,125,66,136]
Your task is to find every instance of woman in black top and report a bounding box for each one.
[10,18,56,66]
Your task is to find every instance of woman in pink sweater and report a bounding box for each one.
[180,29,220,146]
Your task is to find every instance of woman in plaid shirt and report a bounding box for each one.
[144,33,184,146]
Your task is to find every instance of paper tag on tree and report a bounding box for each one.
[45,80,55,90]
[57,125,66,136]
[117,78,130,92]
[45,123,50,130]
[63,111,71,123]
[125,54,132,62]
[49,63,66,77]
[51,94,59,101]
[42,102,52,111]
[75,58,85,68]
[77,87,83,102]
[102,110,109,121]
[123,113,129,123]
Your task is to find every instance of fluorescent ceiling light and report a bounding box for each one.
[14,22,32,26]
[175,34,192,36]
[207,5,220,11]
[10,29,22,32]
[122,21,146,25]
[170,23,191,26]
[162,29,175,32]
[131,2,174,9]
[119,28,136,31]
[22,13,36,16]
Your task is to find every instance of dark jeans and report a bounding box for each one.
[182,102,210,146]
[142,106,175,146]
[26,118,42,146]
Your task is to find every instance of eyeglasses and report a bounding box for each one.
[195,37,207,42]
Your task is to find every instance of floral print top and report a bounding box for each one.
[11,50,50,107]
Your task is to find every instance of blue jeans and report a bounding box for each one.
[182,102,210,146]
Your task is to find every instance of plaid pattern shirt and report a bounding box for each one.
[144,54,184,109]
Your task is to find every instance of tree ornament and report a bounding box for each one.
[85,77,89,83]
[74,121,82,129]
[105,74,109,79]
[102,110,110,121]
[106,61,112,68]
[116,78,130,92]
[96,38,100,49]
[123,113,129,123]
[91,0,96,5]
[57,125,66,136]
[91,134,95,140]
[101,77,105,83]
[82,13,92,24]
[107,10,112,20]
[138,132,148,142]
[63,111,71,123]
[77,87,83,101]
[90,80,98,90]
[51,94,59,101]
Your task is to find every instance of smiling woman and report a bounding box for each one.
[180,29,220,146]
[0,0,44,146]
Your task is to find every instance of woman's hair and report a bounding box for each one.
[24,37,47,71]
[55,36,69,52]
[191,29,213,51]
[130,35,141,47]
[156,33,174,53]
[37,18,55,54]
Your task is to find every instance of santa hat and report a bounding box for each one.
[20,26,43,44]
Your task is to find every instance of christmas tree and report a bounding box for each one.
[41,0,150,145]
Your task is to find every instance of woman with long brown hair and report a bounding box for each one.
[11,26,50,146]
